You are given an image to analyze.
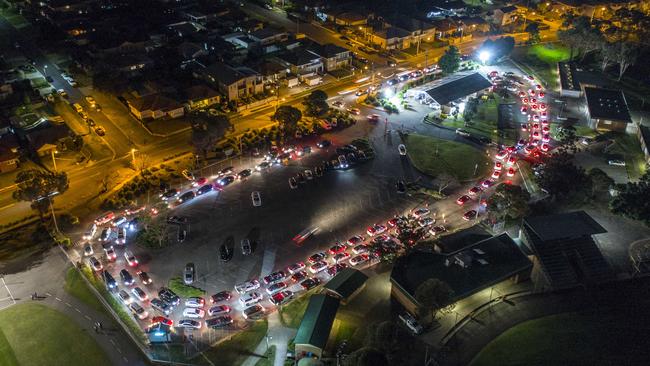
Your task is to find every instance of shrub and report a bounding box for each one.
[168,277,206,297]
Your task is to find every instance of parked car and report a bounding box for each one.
[183,263,195,285]
[241,239,252,255]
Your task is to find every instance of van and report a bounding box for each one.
[72,103,83,113]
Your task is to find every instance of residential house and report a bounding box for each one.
[391,18,437,44]
[308,43,351,71]
[492,6,521,26]
[184,11,209,24]
[584,87,633,133]
[25,123,73,158]
[425,0,468,18]
[112,53,154,73]
[295,294,340,361]
[328,11,368,26]
[248,27,289,46]
[274,48,324,77]
[127,93,185,120]
[177,42,208,62]
[198,62,263,101]
[431,18,461,39]
[253,60,289,83]
[371,27,412,50]
[0,133,19,173]
[458,16,490,34]
[184,85,220,111]
[550,0,640,20]
[167,21,204,38]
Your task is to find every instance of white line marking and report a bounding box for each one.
[1,277,15,305]
[55,297,62,301]
[65,302,72,307]
[45,292,52,297]
[109,339,116,346]
[122,357,128,363]
[84,315,92,321]
[115,347,122,354]
[75,308,81,313]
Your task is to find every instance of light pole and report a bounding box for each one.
[50,149,58,173]
[131,148,137,170]
[265,335,272,353]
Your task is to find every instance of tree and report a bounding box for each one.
[13,169,69,220]
[272,105,302,137]
[190,114,231,159]
[433,172,458,194]
[487,183,531,220]
[414,278,453,321]
[135,206,169,248]
[599,41,617,72]
[556,122,578,150]
[343,347,388,366]
[588,168,614,196]
[303,90,329,117]
[363,321,411,364]
[557,29,580,60]
[615,41,638,81]
[525,22,541,43]
[609,172,650,225]
[536,151,591,199]
[439,46,461,74]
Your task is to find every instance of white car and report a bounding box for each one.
[185,297,205,308]
[412,208,430,218]
[287,262,306,274]
[124,250,138,266]
[239,292,263,307]
[349,254,369,266]
[234,280,261,294]
[304,170,313,180]
[418,217,435,227]
[177,319,202,329]
[608,160,626,166]
[352,245,369,255]
[398,144,407,155]
[131,287,148,302]
[251,191,262,207]
[309,261,328,274]
[82,224,97,240]
[208,305,231,316]
[182,308,206,319]
[83,243,94,256]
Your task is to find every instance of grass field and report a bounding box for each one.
[403,134,491,181]
[608,133,647,180]
[0,303,111,366]
[470,311,650,366]
[441,98,516,145]
[512,43,571,91]
[64,267,105,313]
[254,345,276,366]
[279,289,316,328]
[200,319,268,365]
[168,276,206,298]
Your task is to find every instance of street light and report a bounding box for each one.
[478,50,490,64]
[131,148,137,170]
[51,149,58,173]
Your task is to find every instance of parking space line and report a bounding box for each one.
[84,315,92,321]
[65,302,72,307]
[75,308,81,313]
[55,297,62,301]
[109,339,116,346]
[122,357,128,363]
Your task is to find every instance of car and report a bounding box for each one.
[183,308,206,319]
[387,217,400,228]
[309,261,328,274]
[507,156,517,166]
[196,184,213,196]
[412,208,430,218]
[210,291,232,304]
[507,167,516,177]
[520,106,528,115]
[266,281,287,295]
[239,292,263,307]
[355,89,367,96]
[327,263,349,277]
[235,280,261,294]
[468,186,482,196]
[525,145,536,154]
[300,277,321,291]
[328,243,347,255]
[289,177,298,189]
[494,161,504,171]
[399,313,423,335]
[542,134,550,142]
[99,228,112,242]
[104,246,117,261]
[151,299,173,315]
[518,91,526,98]
[116,227,126,244]
[270,291,294,305]
[346,235,365,247]
[243,304,266,320]
[398,144,407,155]
[350,254,369,266]
[332,100,344,108]
[158,288,180,306]
[220,243,233,262]
[540,143,550,152]
[264,3,273,9]
[151,316,173,326]
[131,287,148,301]
[177,191,195,204]
[455,128,471,137]
[102,271,117,290]
[235,169,252,180]
[352,244,369,255]
[290,270,308,283]
[89,256,103,271]
[316,139,331,148]
[308,252,327,264]
[95,126,106,136]
[240,239,252,255]
[218,175,235,186]
[83,243,94,256]
[338,155,349,169]
[82,224,97,240]
[366,224,387,236]
[248,191,262,208]
[496,150,509,160]
[120,269,135,286]
[183,263,195,285]
[160,189,179,200]
[287,262,306,275]
[206,316,233,328]
[371,234,391,245]
[111,216,127,227]
[304,170,313,180]
[367,114,380,122]
[255,161,271,171]
[521,123,529,131]
[608,159,626,166]
[463,210,478,221]
[177,319,201,329]
[124,250,138,266]
[129,302,149,320]
[138,271,152,285]
[332,252,351,263]
[263,271,286,285]
[118,290,132,304]
[491,170,501,179]
[418,217,435,227]
[481,179,493,188]
[207,304,231,316]
[429,226,447,236]
[456,195,471,205]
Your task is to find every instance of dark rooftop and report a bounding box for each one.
[425,73,492,105]
[275,48,321,67]
[309,43,349,58]
[558,62,581,92]
[249,27,286,41]
[524,211,607,242]
[500,5,518,13]
[584,87,632,123]
[323,268,368,299]
[434,225,493,255]
[391,233,532,304]
[640,126,650,153]
[203,62,254,85]
[294,294,340,349]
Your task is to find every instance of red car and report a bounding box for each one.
[328,243,346,255]
[494,161,503,171]
[462,210,477,221]
[151,316,173,326]
[535,84,542,90]
[456,195,471,205]
[468,186,482,195]
[387,218,399,227]
[290,270,308,283]
[539,91,545,98]
[491,170,501,179]
[507,168,516,177]
[541,143,550,152]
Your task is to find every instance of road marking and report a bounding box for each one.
[55,297,62,301]
[122,357,128,363]
[84,315,92,321]
[115,347,122,354]
[45,292,52,296]
[0,203,15,211]
[75,308,81,313]
[109,339,116,346]
[65,302,72,307]
[0,184,16,193]
[1,277,15,305]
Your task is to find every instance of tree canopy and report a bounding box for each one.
[190,114,231,158]
[13,169,69,218]
[610,172,650,225]
[536,151,591,199]
[439,46,461,74]
[414,278,453,320]
[344,347,389,366]
[303,90,329,117]
[272,105,302,137]
[487,183,531,220]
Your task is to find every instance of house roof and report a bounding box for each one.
[434,226,493,255]
[323,268,368,299]
[25,123,71,152]
[430,18,458,32]
[391,232,532,304]
[308,43,349,58]
[249,27,286,41]
[429,0,467,11]
[112,53,153,69]
[523,211,614,288]
[391,18,436,33]
[177,42,205,59]
[294,294,340,349]
[128,94,182,113]
[523,211,607,242]
[336,12,366,22]
[384,27,411,39]
[558,62,581,92]
[203,62,255,85]
[184,85,219,102]
[584,87,632,123]
[500,5,518,13]
[275,48,321,67]
[425,73,492,105]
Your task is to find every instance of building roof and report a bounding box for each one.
[203,62,254,85]
[584,87,632,123]
[391,233,532,304]
[25,123,72,152]
[323,268,368,299]
[428,0,467,11]
[336,12,367,22]
[184,85,219,102]
[309,43,349,58]
[523,211,607,242]
[294,294,340,349]
[425,73,492,105]
[523,211,614,288]
[128,94,182,113]
[434,226,493,254]
[275,48,321,67]
[383,27,411,40]
[499,5,518,13]
[558,62,581,92]
[389,18,435,33]
[249,27,286,41]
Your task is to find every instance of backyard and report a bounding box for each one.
[470,310,650,366]
[0,303,111,366]
[512,43,571,90]
[403,133,491,181]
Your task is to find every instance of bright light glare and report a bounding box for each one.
[383,88,394,98]
[479,51,490,63]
